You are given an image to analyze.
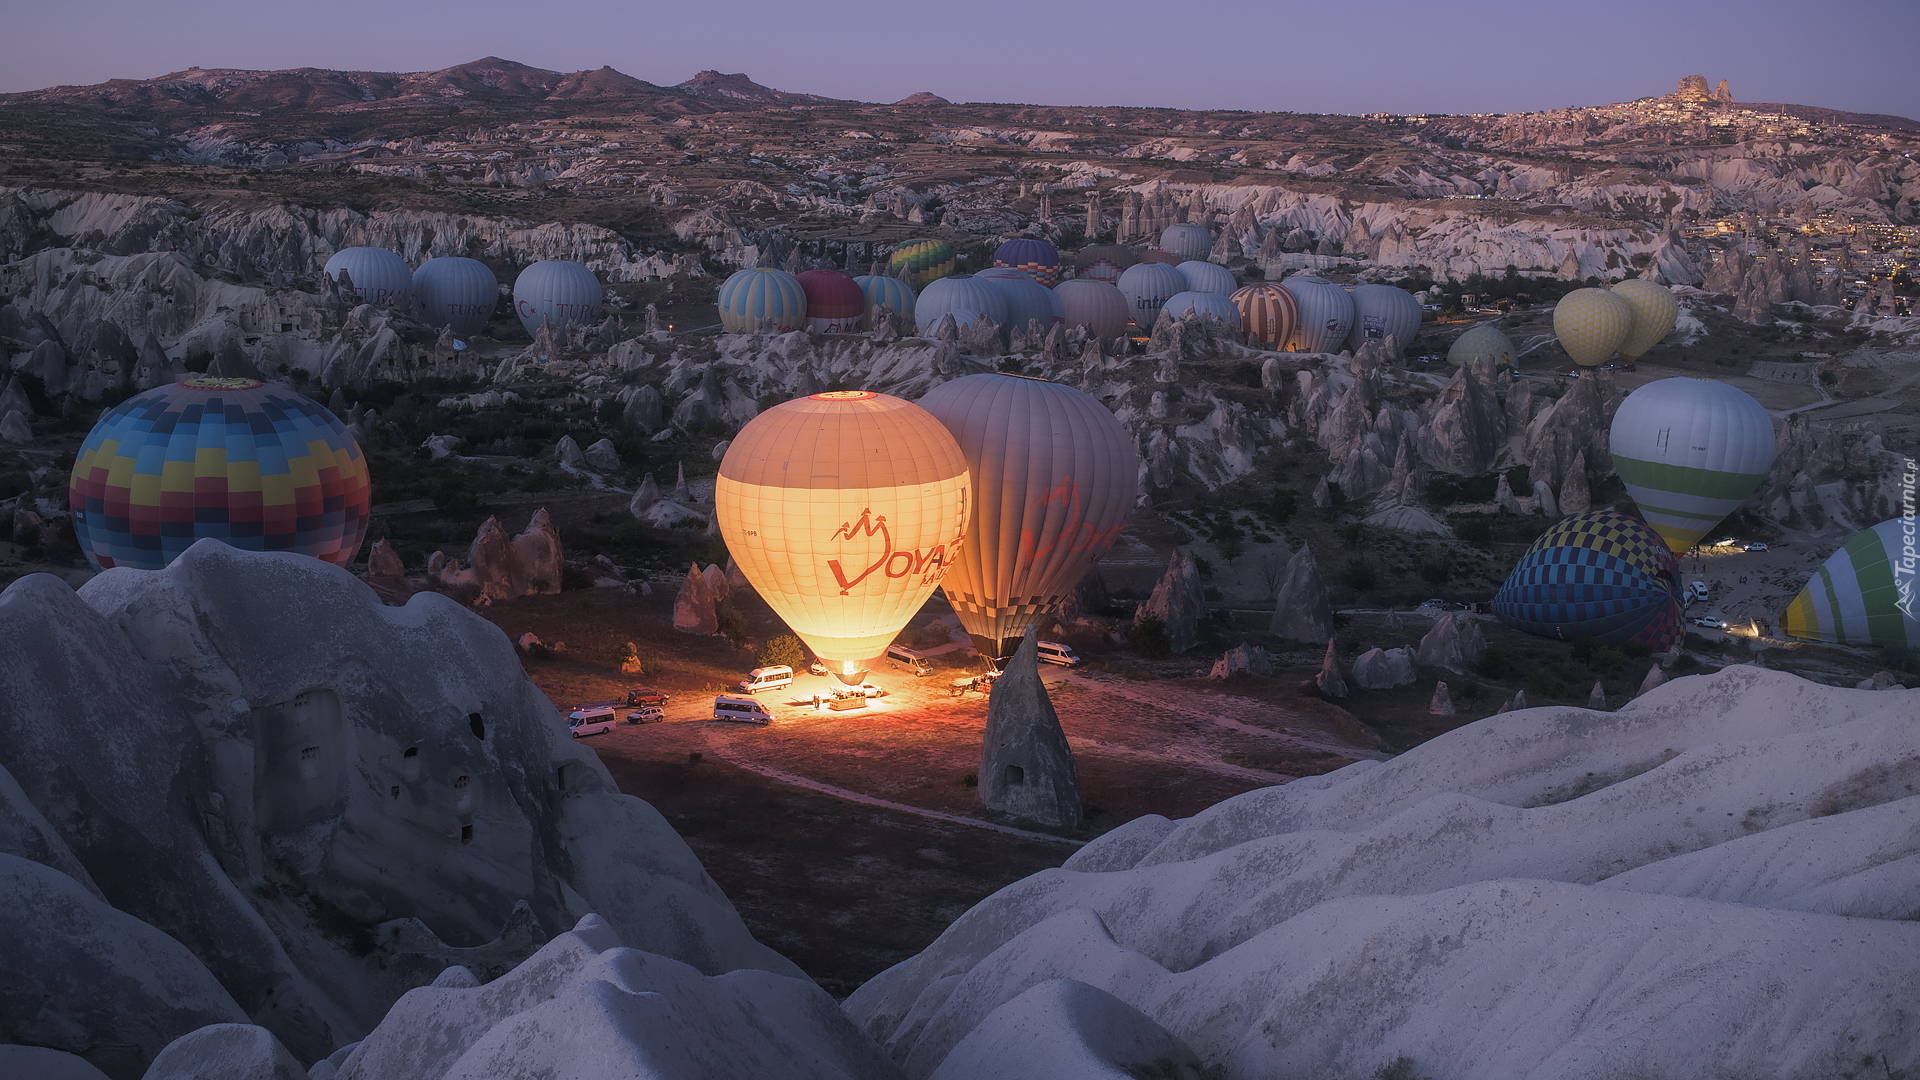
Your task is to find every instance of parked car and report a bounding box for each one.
[711,695,773,724]
[624,706,664,725]
[625,687,669,707]
[739,666,794,694]
[884,644,934,676]
[567,705,620,738]
[821,682,888,700]
[1741,541,1770,552]
[808,658,829,677]
[1692,616,1726,629]
[1036,641,1081,666]
[1710,536,1740,548]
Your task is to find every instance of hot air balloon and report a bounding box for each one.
[853,274,917,327]
[1175,260,1236,296]
[889,239,955,288]
[1345,284,1422,356]
[917,274,1009,335]
[1610,278,1680,366]
[1163,290,1242,328]
[324,247,413,308]
[1492,509,1683,652]
[1231,283,1299,349]
[1055,279,1130,340]
[796,269,866,333]
[716,391,971,683]
[68,377,371,571]
[1609,378,1777,553]
[718,268,808,334]
[1159,223,1214,263]
[1278,276,1355,353]
[993,239,1064,286]
[1074,244,1136,284]
[1135,249,1183,266]
[1447,323,1516,369]
[413,256,498,338]
[1118,262,1187,331]
[977,267,1062,333]
[513,260,602,337]
[1782,518,1920,648]
[1553,288,1633,368]
[917,373,1140,656]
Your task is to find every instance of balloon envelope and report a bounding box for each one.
[1135,249,1182,266]
[1492,509,1683,652]
[513,260,602,337]
[917,374,1140,655]
[718,268,808,334]
[1232,283,1298,349]
[889,239,955,288]
[917,274,1008,335]
[1553,288,1633,368]
[1278,276,1355,353]
[796,269,865,333]
[1159,224,1213,263]
[1163,290,1242,328]
[977,268,1062,331]
[1447,323,1516,368]
[1609,377,1777,553]
[69,378,371,571]
[992,239,1063,286]
[1783,518,1920,648]
[324,247,413,308]
[1610,278,1680,363]
[1345,284,1422,356]
[716,391,971,681]
[1118,262,1188,331]
[1074,244,1136,284]
[1055,279,1130,340]
[1175,260,1236,296]
[413,256,498,338]
[852,274,917,328]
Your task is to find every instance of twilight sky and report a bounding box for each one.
[5,0,1916,120]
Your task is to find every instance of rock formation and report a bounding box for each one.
[1427,680,1456,716]
[0,543,795,1075]
[1139,547,1207,654]
[672,563,719,636]
[1588,681,1608,709]
[554,435,587,469]
[365,539,405,578]
[1315,639,1348,698]
[584,438,621,471]
[629,473,661,516]
[1268,546,1333,644]
[1415,613,1487,674]
[1350,647,1417,689]
[1207,644,1274,679]
[0,409,29,444]
[1497,690,1529,713]
[979,628,1082,829]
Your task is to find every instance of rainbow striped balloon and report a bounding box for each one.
[68,378,371,572]
[888,239,955,289]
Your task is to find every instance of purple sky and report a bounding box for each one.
[5,0,1916,120]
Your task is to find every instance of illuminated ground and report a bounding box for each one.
[475,587,1376,993]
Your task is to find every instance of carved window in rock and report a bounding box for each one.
[454,774,472,815]
[250,689,347,836]
[1005,764,1026,787]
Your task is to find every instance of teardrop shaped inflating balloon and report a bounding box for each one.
[1608,377,1776,553]
[1609,278,1680,364]
[716,391,971,682]
[1552,288,1633,368]
[916,373,1140,656]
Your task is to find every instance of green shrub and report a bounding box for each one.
[759,634,809,671]
[1341,557,1377,593]
[1129,615,1171,658]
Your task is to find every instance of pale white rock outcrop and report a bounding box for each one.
[845,667,1920,1079]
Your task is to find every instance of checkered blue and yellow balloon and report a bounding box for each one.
[68,378,371,571]
[1492,509,1683,651]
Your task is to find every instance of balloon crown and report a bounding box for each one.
[811,390,877,401]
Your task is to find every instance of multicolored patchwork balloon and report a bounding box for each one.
[888,239,956,289]
[1492,509,1683,651]
[69,378,371,571]
[992,238,1063,286]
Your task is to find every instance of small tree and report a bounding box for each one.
[759,634,809,671]
[1128,616,1171,659]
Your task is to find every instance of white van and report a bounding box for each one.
[567,705,620,738]
[712,695,773,724]
[884,644,933,676]
[739,666,794,694]
[1036,641,1081,667]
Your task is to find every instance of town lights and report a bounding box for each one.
[715,391,971,685]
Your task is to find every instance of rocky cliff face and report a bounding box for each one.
[0,542,797,1077]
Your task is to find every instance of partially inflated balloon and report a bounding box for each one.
[1447,323,1516,368]
[1610,278,1680,364]
[413,256,498,338]
[992,239,1063,286]
[1277,276,1355,353]
[1232,282,1298,349]
[976,267,1062,332]
[1492,509,1683,651]
[716,392,971,683]
[69,378,370,571]
[917,274,1009,334]
[1345,284,1422,356]
[1163,290,1241,328]
[1074,244,1136,284]
[513,260,602,337]
[1118,262,1187,331]
[1055,279,1130,340]
[1159,224,1213,262]
[1175,260,1236,296]
[917,374,1139,656]
[796,269,865,333]
[718,268,807,333]
[852,274,916,328]
[1609,378,1775,553]
[889,239,955,288]
[1553,288,1633,368]
[1783,519,1920,648]
[324,247,413,308]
